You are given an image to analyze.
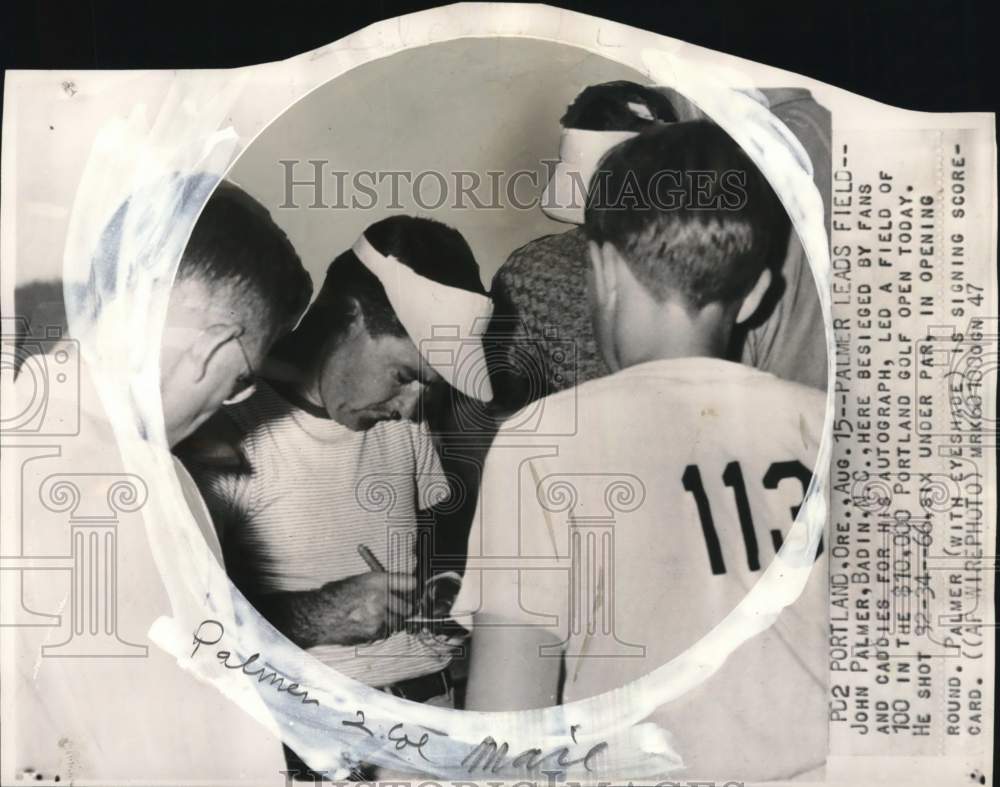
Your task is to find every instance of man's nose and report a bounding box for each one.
[390,383,423,421]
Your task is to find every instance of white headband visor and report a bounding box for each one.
[351,233,494,403]
[541,128,639,224]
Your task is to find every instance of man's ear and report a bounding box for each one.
[588,241,620,315]
[190,323,240,383]
[342,296,367,338]
[735,267,772,325]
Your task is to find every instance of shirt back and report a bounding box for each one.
[456,357,828,781]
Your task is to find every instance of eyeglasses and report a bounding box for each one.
[222,333,257,406]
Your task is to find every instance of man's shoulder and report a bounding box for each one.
[176,409,252,471]
[696,362,828,446]
[364,418,428,458]
[176,382,293,470]
[740,365,827,412]
[370,416,423,441]
[494,227,587,282]
[494,359,827,443]
[525,359,823,421]
[225,381,309,443]
[492,366,624,440]
[669,358,827,415]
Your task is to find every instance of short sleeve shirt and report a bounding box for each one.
[191,381,452,687]
[455,358,828,780]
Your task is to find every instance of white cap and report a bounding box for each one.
[351,233,494,403]
[541,128,640,224]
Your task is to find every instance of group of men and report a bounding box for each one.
[11,79,829,782]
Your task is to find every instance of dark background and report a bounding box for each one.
[1,0,997,115]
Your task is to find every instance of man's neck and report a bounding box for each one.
[616,302,734,369]
[265,328,329,411]
[296,370,325,409]
[269,376,331,420]
[619,338,728,370]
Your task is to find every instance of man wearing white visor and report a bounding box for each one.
[188,215,492,777]
[491,80,829,410]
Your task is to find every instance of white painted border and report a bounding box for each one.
[41,3,834,780]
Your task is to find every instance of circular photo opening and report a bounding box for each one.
[166,34,831,782]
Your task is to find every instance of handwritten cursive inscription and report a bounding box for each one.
[387,722,440,762]
[192,620,605,775]
[341,709,443,763]
[192,619,319,705]
[342,710,374,737]
[462,735,608,776]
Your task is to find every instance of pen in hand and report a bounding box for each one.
[358,543,417,632]
[357,542,386,573]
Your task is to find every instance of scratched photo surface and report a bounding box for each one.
[0,4,994,787]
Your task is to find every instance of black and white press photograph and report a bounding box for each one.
[1,3,995,786]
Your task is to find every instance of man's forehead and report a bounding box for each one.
[405,345,446,386]
[372,332,427,373]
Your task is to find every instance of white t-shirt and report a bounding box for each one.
[194,380,452,687]
[455,357,828,781]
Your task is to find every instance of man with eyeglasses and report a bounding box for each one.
[6,177,314,782]
[156,180,312,446]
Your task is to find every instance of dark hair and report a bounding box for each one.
[561,81,679,132]
[178,179,312,335]
[74,175,310,339]
[294,215,485,345]
[584,121,786,309]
